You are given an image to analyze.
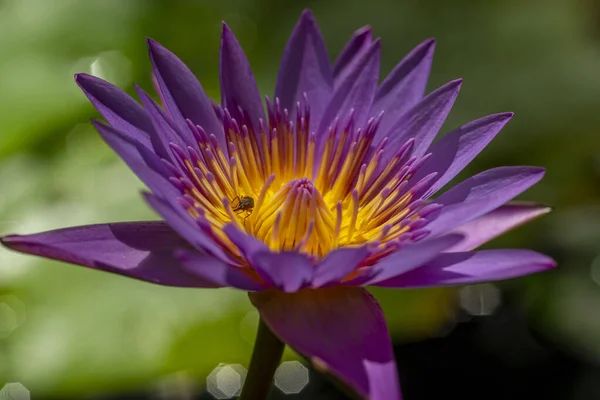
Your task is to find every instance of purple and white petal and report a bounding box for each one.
[373,249,556,288]
[0,222,215,287]
[275,9,333,130]
[446,202,551,252]
[250,287,400,400]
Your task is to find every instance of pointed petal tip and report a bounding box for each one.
[221,21,232,35]
[146,38,183,66]
[528,166,546,176]
[508,201,552,213]
[496,111,514,121]
[537,168,547,178]
[451,78,463,87]
[0,234,18,247]
[90,118,104,129]
[364,37,382,55]
[74,72,89,84]
[356,25,373,36]
[146,38,170,61]
[525,250,557,271]
[419,37,436,50]
[546,255,558,269]
[482,111,514,124]
[74,72,103,88]
[133,84,154,105]
[220,22,240,47]
[133,82,144,92]
[429,78,463,96]
[141,191,155,207]
[432,78,463,95]
[407,38,436,58]
[146,37,162,52]
[90,119,131,144]
[1,233,42,254]
[300,8,316,21]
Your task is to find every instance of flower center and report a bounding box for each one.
[167,98,434,260]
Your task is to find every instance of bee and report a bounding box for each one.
[231,195,255,220]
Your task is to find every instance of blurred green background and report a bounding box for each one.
[0,0,598,398]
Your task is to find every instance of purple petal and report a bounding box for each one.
[147,39,224,148]
[0,222,216,287]
[92,120,180,202]
[249,287,400,399]
[446,202,551,252]
[251,251,314,293]
[75,73,153,147]
[222,224,270,260]
[275,9,333,130]
[175,249,265,291]
[221,225,311,291]
[144,193,233,263]
[220,23,266,134]
[372,39,435,137]
[427,166,546,237]
[365,360,403,400]
[136,85,187,160]
[410,113,514,197]
[366,234,463,285]
[318,39,381,139]
[374,249,556,288]
[332,26,373,86]
[381,79,462,164]
[312,246,370,288]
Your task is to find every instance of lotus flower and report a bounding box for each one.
[0,9,555,400]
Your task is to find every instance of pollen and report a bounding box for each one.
[166,97,433,260]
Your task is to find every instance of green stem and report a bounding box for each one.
[239,318,285,400]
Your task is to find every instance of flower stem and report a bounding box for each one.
[239,318,285,400]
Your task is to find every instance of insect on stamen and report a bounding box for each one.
[231,195,255,221]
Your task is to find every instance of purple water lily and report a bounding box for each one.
[1,9,555,400]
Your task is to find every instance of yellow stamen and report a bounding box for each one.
[178,103,424,265]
